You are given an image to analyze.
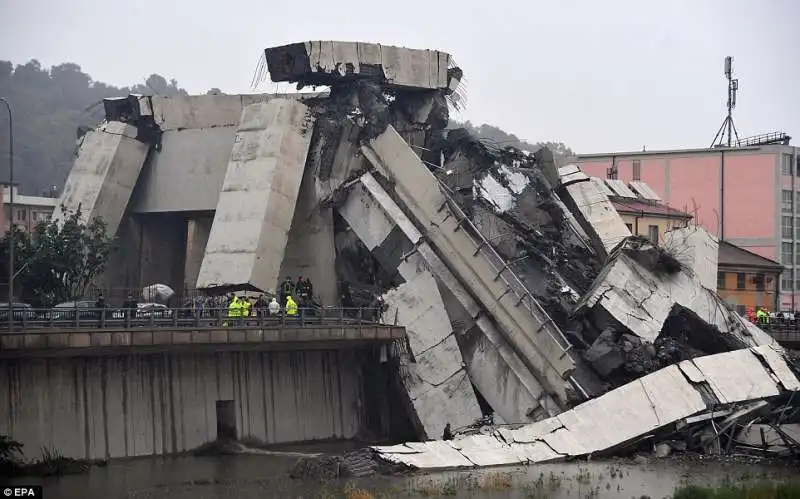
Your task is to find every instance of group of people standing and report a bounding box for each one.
[746,306,771,326]
[279,276,314,313]
[222,275,315,321]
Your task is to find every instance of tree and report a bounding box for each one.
[0,207,115,306]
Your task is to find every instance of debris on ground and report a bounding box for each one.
[289,448,410,481]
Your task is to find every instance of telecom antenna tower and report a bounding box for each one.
[711,56,740,148]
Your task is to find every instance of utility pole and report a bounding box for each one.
[0,97,13,331]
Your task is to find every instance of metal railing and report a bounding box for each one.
[0,306,384,332]
[737,131,791,147]
[761,322,800,334]
[436,190,574,359]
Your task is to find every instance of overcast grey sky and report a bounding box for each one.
[2,0,798,154]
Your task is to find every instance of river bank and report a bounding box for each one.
[6,450,799,499]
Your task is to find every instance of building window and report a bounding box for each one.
[782,154,793,175]
[16,209,26,221]
[782,190,794,213]
[625,223,633,233]
[796,217,800,240]
[754,273,765,291]
[782,269,794,292]
[796,155,800,176]
[735,304,746,315]
[632,160,641,181]
[647,225,659,245]
[736,273,746,290]
[783,242,793,264]
[717,271,726,289]
[782,216,793,239]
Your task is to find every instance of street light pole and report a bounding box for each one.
[0,97,13,331]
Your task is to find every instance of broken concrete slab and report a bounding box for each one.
[576,237,781,349]
[196,99,314,292]
[355,171,568,417]
[54,121,151,235]
[382,270,483,438]
[372,345,800,469]
[361,126,578,406]
[337,174,482,436]
[662,226,719,292]
[339,171,563,423]
[555,165,631,258]
[264,41,454,91]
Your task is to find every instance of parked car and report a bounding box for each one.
[42,301,102,321]
[0,302,37,322]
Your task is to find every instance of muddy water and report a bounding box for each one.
[10,453,798,499]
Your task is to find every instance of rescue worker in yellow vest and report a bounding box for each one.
[227,296,241,326]
[241,296,251,319]
[755,307,770,326]
[285,295,298,317]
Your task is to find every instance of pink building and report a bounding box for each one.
[576,143,800,310]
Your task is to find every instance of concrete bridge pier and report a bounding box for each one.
[100,213,188,300]
[185,215,213,291]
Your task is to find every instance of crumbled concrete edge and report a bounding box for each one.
[372,345,799,470]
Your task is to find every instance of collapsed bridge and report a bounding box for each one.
[51,40,796,452]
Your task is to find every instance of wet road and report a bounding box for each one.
[9,453,799,499]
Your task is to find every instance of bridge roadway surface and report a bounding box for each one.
[0,307,406,358]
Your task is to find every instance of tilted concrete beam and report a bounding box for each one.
[338,176,482,435]
[197,99,314,292]
[359,127,580,407]
[54,121,150,236]
[339,172,562,424]
[264,41,457,91]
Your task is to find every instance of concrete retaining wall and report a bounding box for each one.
[0,351,362,460]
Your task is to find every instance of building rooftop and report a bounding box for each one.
[575,143,794,160]
[610,199,692,219]
[718,240,783,271]
[12,195,57,208]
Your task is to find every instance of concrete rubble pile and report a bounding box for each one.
[55,40,800,470]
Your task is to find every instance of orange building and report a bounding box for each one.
[717,240,784,313]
